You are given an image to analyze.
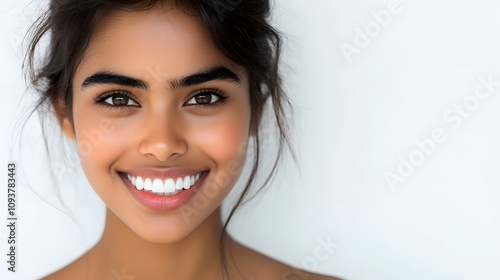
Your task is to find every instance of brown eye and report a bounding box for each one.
[96,91,139,108]
[186,91,224,106]
[194,94,213,104]
[111,95,129,106]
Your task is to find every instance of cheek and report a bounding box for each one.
[70,109,126,193]
[198,121,248,162]
[193,101,251,169]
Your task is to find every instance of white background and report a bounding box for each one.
[1,0,500,279]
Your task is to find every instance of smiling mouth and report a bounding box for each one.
[119,171,207,196]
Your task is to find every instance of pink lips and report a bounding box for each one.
[119,171,209,211]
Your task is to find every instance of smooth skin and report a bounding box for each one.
[44,4,340,280]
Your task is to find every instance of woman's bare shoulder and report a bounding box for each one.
[40,253,88,280]
[40,242,342,280]
[230,240,342,280]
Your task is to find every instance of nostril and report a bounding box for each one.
[138,138,188,162]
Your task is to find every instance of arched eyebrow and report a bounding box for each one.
[81,66,241,91]
[82,72,147,89]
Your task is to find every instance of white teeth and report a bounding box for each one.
[164,178,176,193]
[136,177,144,191]
[175,178,184,190]
[144,178,152,191]
[187,176,193,189]
[125,172,203,195]
[165,190,182,196]
[152,179,163,193]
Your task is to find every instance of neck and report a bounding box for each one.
[87,207,229,280]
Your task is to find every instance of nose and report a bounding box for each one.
[137,109,187,162]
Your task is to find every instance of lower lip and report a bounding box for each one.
[119,171,209,212]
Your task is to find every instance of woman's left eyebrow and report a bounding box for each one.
[173,66,241,89]
[81,66,241,90]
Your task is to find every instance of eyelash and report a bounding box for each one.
[93,88,229,110]
[187,88,229,108]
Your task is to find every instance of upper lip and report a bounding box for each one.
[119,168,208,180]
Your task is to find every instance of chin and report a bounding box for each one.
[123,209,209,244]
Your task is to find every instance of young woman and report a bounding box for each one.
[25,0,340,279]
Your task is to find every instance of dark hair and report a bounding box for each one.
[25,0,295,278]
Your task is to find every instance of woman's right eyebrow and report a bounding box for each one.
[81,66,241,91]
[82,72,148,90]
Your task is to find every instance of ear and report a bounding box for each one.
[53,96,76,140]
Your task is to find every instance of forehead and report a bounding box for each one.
[75,5,240,82]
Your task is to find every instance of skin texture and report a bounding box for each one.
[43,4,340,280]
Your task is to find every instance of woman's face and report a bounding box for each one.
[59,6,252,243]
